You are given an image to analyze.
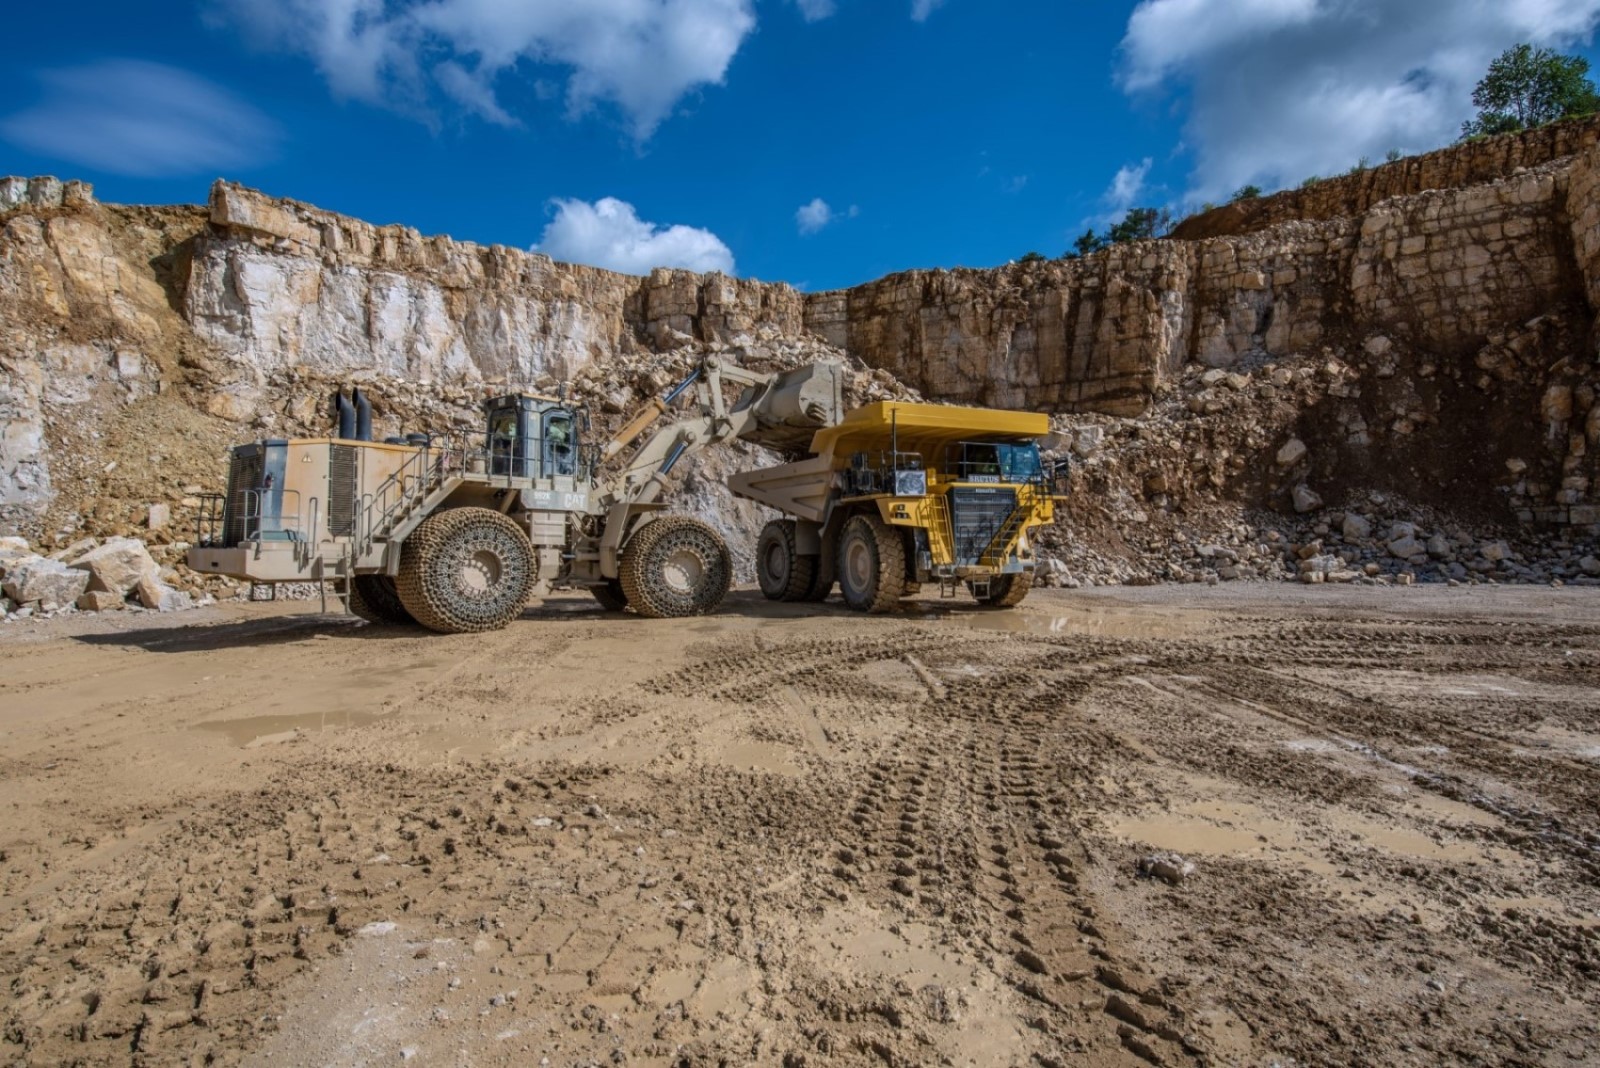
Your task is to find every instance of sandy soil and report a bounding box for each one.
[2,585,1597,1067]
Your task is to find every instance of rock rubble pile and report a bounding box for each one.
[0,535,219,623]
[1034,339,1600,589]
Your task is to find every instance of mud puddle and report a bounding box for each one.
[194,708,389,747]
[911,602,1210,639]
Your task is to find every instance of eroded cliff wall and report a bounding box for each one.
[3,125,1600,558]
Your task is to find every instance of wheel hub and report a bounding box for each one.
[460,548,502,596]
[845,538,872,593]
[764,540,787,581]
[662,547,705,595]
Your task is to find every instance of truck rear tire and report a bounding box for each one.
[837,514,906,614]
[347,575,416,625]
[619,516,732,618]
[590,578,628,612]
[800,568,835,602]
[396,507,537,634]
[756,520,819,602]
[974,574,1031,608]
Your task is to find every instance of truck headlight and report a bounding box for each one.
[894,470,927,496]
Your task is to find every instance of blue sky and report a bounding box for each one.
[3,1,1600,291]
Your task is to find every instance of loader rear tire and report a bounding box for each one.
[619,516,731,619]
[974,574,1031,608]
[395,507,537,634]
[347,575,416,625]
[756,520,819,602]
[837,514,906,614]
[590,578,629,612]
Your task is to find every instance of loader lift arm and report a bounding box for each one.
[592,356,845,575]
[600,357,842,508]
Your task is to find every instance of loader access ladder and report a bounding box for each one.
[355,445,454,562]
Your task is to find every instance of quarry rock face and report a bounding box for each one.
[4,118,1600,576]
[187,182,805,398]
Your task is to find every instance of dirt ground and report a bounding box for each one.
[2,585,1598,1068]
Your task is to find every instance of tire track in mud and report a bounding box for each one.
[820,634,1206,1066]
[8,595,1600,1067]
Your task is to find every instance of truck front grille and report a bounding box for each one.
[949,486,1017,566]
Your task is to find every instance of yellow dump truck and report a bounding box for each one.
[728,401,1065,612]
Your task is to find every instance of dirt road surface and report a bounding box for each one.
[2,586,1597,1067]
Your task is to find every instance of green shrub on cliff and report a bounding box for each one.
[1462,44,1599,139]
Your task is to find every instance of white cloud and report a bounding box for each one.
[535,197,735,275]
[0,60,281,178]
[1106,159,1152,210]
[1119,0,1600,203]
[793,0,837,20]
[911,0,946,21]
[434,61,518,127]
[796,197,834,235]
[211,0,756,139]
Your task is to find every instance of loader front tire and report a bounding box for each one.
[756,520,819,602]
[837,514,906,614]
[619,516,732,619]
[396,507,537,634]
[590,578,629,612]
[347,575,416,625]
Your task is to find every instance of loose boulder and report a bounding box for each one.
[70,538,160,597]
[135,573,193,612]
[76,590,124,612]
[1292,484,1323,514]
[1276,439,1308,467]
[3,557,91,607]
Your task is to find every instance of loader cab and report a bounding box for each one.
[484,393,581,480]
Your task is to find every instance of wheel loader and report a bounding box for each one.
[185,359,844,633]
[728,401,1066,612]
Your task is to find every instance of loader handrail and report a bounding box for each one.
[355,444,450,559]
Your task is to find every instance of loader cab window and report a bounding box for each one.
[488,405,528,477]
[543,410,577,477]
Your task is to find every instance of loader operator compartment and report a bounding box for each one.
[486,394,581,479]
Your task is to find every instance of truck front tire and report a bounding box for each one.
[974,574,1030,608]
[837,514,906,614]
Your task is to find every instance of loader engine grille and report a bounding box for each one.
[223,448,264,548]
[949,486,1017,566]
[328,445,358,537]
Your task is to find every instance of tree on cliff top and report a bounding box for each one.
[1066,207,1173,259]
[1462,44,1599,139]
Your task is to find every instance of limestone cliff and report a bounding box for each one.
[3,121,1600,563]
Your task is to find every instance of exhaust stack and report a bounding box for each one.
[333,392,356,439]
[354,388,373,442]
